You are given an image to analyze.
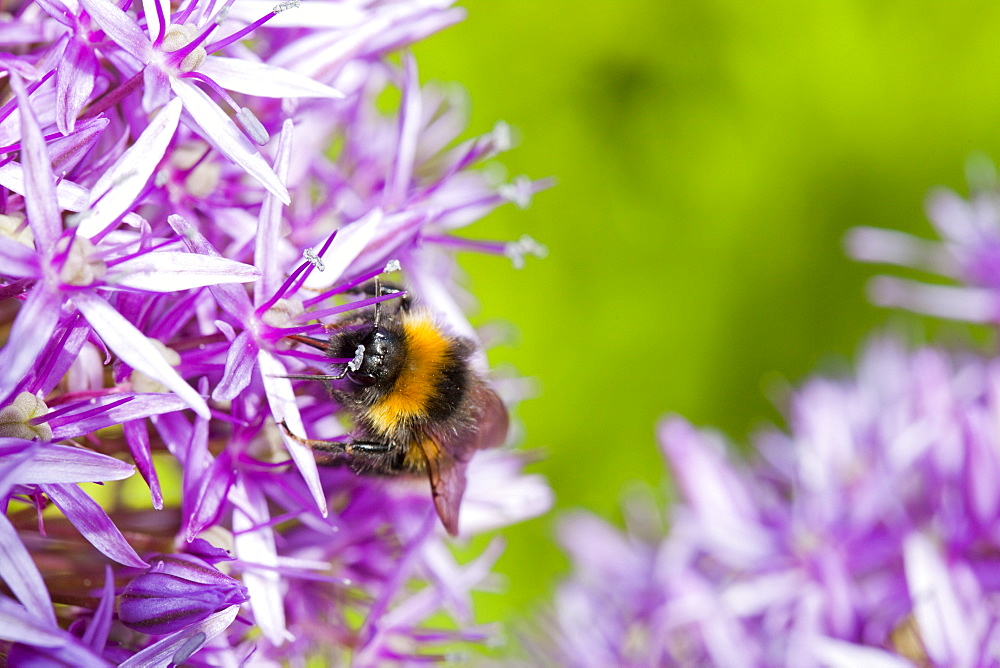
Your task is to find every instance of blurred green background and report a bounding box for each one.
[414,0,1000,627]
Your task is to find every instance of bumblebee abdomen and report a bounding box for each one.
[363,312,468,436]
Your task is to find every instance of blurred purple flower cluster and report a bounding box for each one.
[0,0,551,663]
[540,342,1000,667]
[537,179,1000,667]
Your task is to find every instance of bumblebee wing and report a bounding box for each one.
[419,384,509,535]
[467,382,509,451]
[419,436,468,536]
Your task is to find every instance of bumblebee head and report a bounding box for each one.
[343,325,404,389]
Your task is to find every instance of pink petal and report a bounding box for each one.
[77,97,182,237]
[49,393,189,438]
[658,416,775,565]
[12,443,135,483]
[867,277,999,323]
[0,236,40,278]
[181,450,236,540]
[118,605,240,668]
[40,482,148,568]
[141,0,168,45]
[0,287,61,404]
[231,480,290,644]
[0,596,111,665]
[81,565,115,652]
[905,533,976,666]
[109,251,261,292]
[122,420,163,510]
[9,73,60,253]
[0,513,55,625]
[56,38,98,135]
[199,56,343,99]
[142,65,172,111]
[386,53,421,207]
[49,117,110,175]
[0,163,145,230]
[77,0,152,61]
[255,119,293,302]
[259,350,328,515]
[170,78,290,204]
[166,214,253,318]
[212,331,256,401]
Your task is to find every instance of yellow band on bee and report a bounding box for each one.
[367,312,450,432]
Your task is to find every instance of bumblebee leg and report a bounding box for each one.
[278,420,348,456]
[278,421,396,467]
[344,440,393,456]
[290,373,338,395]
[339,440,403,474]
[273,371,342,396]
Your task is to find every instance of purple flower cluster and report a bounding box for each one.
[0,0,551,662]
[536,179,1000,668]
[538,341,1000,667]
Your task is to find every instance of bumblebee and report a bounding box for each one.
[281,280,509,535]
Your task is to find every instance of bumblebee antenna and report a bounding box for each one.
[373,275,383,329]
[280,371,349,382]
[273,343,366,382]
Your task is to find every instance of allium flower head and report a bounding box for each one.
[0,0,551,662]
[535,339,1000,667]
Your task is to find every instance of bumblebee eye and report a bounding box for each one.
[346,371,377,387]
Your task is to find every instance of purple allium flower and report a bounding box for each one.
[535,339,1000,667]
[0,0,551,661]
[848,161,1000,322]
